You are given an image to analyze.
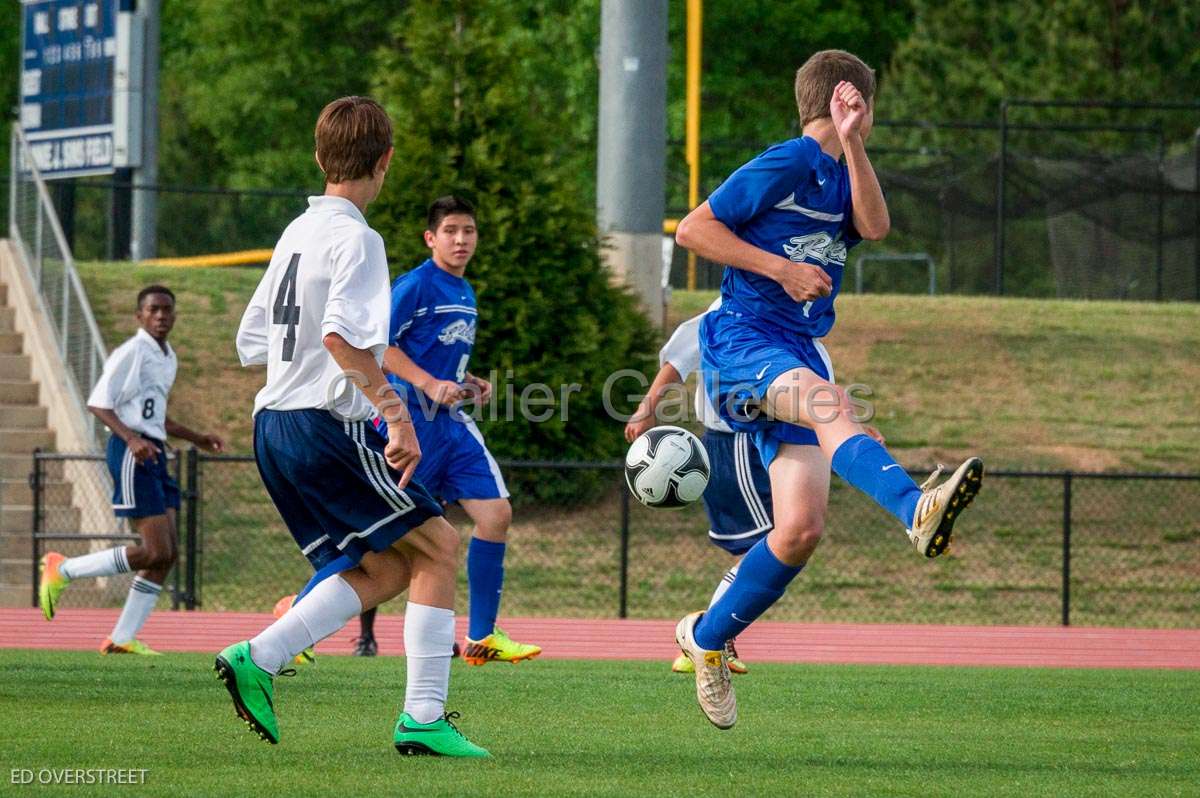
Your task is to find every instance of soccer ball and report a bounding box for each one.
[624,426,710,509]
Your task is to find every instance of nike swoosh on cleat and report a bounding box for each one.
[396,723,443,734]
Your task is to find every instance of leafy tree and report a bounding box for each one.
[880,0,1200,143]
[371,0,657,502]
[163,0,394,191]
[666,0,913,207]
[0,1,22,219]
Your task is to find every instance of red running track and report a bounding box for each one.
[2,608,1197,669]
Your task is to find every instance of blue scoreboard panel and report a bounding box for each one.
[20,0,119,178]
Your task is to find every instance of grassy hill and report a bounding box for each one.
[79,263,1200,472]
[72,265,1199,623]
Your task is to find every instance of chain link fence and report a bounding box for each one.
[28,451,184,612]
[30,450,1200,628]
[666,105,1200,301]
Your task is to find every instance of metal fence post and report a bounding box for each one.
[994,99,1008,296]
[1194,128,1199,302]
[618,475,630,619]
[1155,123,1165,302]
[185,447,200,610]
[28,449,44,608]
[171,451,182,610]
[1061,471,1072,626]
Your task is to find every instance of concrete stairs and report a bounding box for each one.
[0,281,80,606]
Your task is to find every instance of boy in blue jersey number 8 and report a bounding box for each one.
[673,50,984,729]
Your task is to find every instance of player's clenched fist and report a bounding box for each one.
[773,256,833,302]
[424,378,470,407]
[830,79,867,140]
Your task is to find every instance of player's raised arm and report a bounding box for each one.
[831,80,889,241]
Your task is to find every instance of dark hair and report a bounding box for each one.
[137,285,175,309]
[426,195,477,233]
[314,96,393,184]
[794,50,876,127]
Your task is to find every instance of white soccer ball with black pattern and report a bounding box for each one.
[624,426,710,509]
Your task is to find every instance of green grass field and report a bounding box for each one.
[3,651,1196,797]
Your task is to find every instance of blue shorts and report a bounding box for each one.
[700,309,835,460]
[107,435,179,519]
[372,408,508,503]
[253,409,443,572]
[701,429,773,554]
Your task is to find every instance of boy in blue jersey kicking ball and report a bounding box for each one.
[673,50,983,729]
[375,196,540,666]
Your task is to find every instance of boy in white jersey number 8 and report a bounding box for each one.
[218,97,488,756]
[39,286,225,655]
[673,50,984,729]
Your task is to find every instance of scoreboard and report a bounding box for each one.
[20,0,132,178]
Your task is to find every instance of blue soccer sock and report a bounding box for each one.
[467,538,506,641]
[693,539,803,650]
[831,434,922,528]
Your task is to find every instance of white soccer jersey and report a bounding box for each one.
[237,196,391,422]
[659,298,730,432]
[86,327,177,440]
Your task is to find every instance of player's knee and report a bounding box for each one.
[773,518,824,560]
[806,382,851,426]
[145,542,177,570]
[490,500,513,532]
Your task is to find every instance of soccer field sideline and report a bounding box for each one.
[4,608,1198,669]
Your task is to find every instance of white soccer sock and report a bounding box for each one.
[110,577,161,643]
[60,546,130,580]
[249,575,362,675]
[403,602,454,724]
[708,563,740,608]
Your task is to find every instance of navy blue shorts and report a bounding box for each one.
[253,409,443,572]
[107,435,179,519]
[700,429,774,555]
[373,408,508,503]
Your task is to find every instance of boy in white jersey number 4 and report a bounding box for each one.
[217,97,488,756]
[39,286,224,655]
[673,51,984,729]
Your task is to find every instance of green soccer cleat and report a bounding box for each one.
[100,638,162,656]
[393,711,490,758]
[214,641,281,744]
[462,626,541,665]
[38,551,70,621]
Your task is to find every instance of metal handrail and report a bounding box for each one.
[9,124,110,444]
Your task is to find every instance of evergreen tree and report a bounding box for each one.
[372,0,657,503]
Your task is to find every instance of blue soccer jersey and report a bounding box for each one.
[708,135,862,337]
[388,258,477,410]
